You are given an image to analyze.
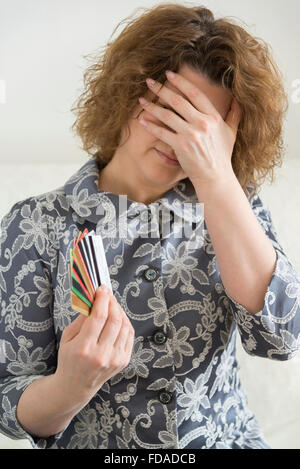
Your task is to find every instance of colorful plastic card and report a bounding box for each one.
[69,229,113,316]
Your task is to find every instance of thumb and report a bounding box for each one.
[60,314,87,344]
[225,97,242,135]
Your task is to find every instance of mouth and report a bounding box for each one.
[155,148,178,162]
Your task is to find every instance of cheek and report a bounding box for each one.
[133,110,158,140]
[140,108,159,125]
[127,121,155,153]
[141,109,175,136]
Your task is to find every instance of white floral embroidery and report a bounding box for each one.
[0,157,299,449]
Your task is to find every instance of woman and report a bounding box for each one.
[0,3,299,449]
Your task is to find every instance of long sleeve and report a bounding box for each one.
[224,192,300,361]
[0,156,284,449]
[0,198,59,448]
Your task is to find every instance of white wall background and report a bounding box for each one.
[0,0,299,449]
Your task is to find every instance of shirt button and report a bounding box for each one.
[152,330,167,345]
[143,267,159,282]
[158,391,172,405]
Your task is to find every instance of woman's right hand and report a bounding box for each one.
[54,285,135,407]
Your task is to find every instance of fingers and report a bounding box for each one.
[113,319,129,351]
[124,321,135,357]
[60,314,87,344]
[113,315,134,351]
[111,307,135,371]
[97,294,123,346]
[79,287,111,342]
[76,286,135,364]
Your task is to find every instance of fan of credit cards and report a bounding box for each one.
[69,228,113,316]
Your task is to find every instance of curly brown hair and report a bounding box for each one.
[70,2,288,197]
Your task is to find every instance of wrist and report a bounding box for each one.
[190,170,238,203]
[16,373,89,438]
[51,372,91,417]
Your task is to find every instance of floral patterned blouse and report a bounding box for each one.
[0,157,300,449]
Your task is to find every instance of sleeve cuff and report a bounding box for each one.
[225,249,300,360]
[225,248,281,317]
[0,375,67,449]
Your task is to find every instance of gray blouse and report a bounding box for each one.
[0,157,299,449]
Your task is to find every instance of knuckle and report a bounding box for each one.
[78,345,90,360]
[121,320,129,332]
[110,317,121,328]
[110,303,121,316]
[100,292,112,304]
[122,313,130,324]
[210,113,221,124]
[95,301,108,313]
[93,296,109,311]
[189,87,200,99]
[109,310,122,326]
[94,308,108,321]
[154,125,164,138]
[201,121,209,133]
[96,344,110,365]
[170,95,183,107]
[110,357,120,369]
[96,358,108,369]
[94,348,109,368]
[187,127,199,139]
[162,109,172,121]
[109,298,118,310]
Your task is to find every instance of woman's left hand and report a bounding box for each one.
[138,70,242,188]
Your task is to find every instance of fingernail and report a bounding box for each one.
[146,78,155,87]
[97,285,108,293]
[166,70,175,79]
[139,97,149,106]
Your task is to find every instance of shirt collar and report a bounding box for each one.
[64,157,203,225]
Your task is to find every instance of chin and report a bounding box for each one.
[141,151,182,184]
